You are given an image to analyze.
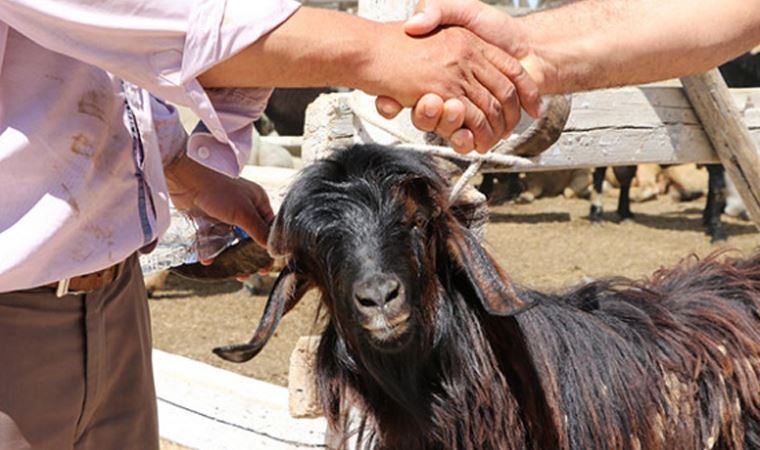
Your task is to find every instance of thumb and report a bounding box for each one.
[404,1,442,36]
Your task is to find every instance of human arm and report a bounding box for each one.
[148,95,273,250]
[164,151,274,249]
[407,0,760,94]
[199,6,541,151]
[0,1,538,153]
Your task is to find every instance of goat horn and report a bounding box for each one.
[213,264,307,362]
[497,94,572,157]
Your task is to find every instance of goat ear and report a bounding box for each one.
[445,219,532,316]
[213,264,310,362]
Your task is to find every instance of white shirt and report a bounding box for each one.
[0,0,301,292]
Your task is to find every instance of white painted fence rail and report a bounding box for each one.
[154,350,327,450]
[303,87,760,172]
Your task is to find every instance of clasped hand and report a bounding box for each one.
[373,0,536,154]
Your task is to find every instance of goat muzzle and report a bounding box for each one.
[353,272,412,347]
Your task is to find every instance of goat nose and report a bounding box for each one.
[354,274,401,309]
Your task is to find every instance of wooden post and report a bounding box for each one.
[358,0,417,21]
[681,69,760,229]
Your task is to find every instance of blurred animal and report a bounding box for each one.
[481,169,591,205]
[589,53,760,241]
[215,145,760,450]
[712,51,760,221]
[255,87,336,137]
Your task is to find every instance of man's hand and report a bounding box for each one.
[405,0,546,88]
[199,6,539,154]
[376,0,546,153]
[403,0,760,98]
[405,0,526,57]
[375,14,541,153]
[164,154,274,251]
[359,23,539,152]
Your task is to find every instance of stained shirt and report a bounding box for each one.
[0,0,300,292]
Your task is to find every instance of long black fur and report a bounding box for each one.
[271,144,760,450]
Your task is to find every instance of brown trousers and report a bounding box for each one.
[0,255,159,450]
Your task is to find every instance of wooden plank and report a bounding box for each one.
[153,349,327,450]
[337,87,760,172]
[239,166,298,213]
[358,0,417,21]
[302,92,357,164]
[681,69,760,229]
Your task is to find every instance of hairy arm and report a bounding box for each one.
[404,0,760,145]
[409,0,760,95]
[515,0,760,94]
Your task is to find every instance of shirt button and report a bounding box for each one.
[197,146,210,160]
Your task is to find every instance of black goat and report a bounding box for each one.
[216,145,760,450]
[255,87,336,136]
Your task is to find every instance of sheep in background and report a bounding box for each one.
[481,169,592,205]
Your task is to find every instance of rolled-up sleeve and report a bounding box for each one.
[0,0,301,176]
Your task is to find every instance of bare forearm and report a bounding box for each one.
[517,0,760,94]
[199,7,377,90]
[201,4,548,151]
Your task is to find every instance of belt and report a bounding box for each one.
[45,261,127,297]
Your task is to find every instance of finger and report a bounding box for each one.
[461,77,504,150]
[450,128,475,154]
[405,0,482,37]
[484,47,542,118]
[405,0,440,36]
[236,275,251,282]
[240,212,269,247]
[200,258,214,266]
[457,95,497,152]
[254,191,275,227]
[476,61,522,136]
[474,64,520,138]
[518,55,544,117]
[411,93,445,133]
[434,98,466,139]
[376,96,404,119]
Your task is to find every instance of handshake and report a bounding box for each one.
[205,0,754,156]
[365,0,545,154]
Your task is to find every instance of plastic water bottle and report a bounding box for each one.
[138,205,242,275]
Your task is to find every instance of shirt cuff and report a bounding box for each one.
[187,121,243,177]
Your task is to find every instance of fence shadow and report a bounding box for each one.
[147,272,253,300]
[619,211,757,236]
[489,211,572,224]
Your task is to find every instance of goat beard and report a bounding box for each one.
[316,279,530,450]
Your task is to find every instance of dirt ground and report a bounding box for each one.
[149,189,759,389]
